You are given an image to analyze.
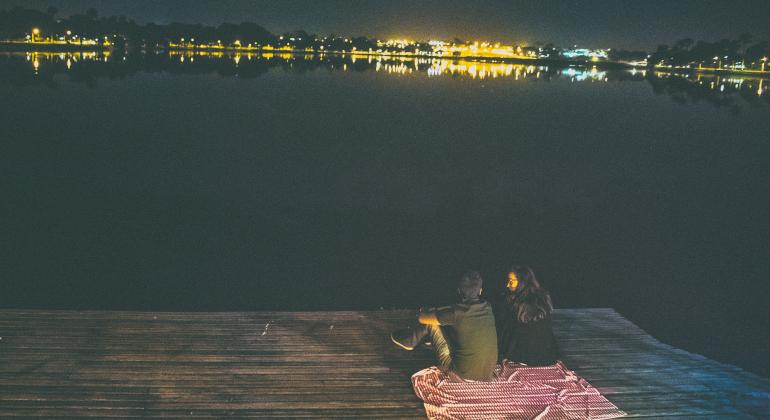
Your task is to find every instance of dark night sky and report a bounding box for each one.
[4,0,770,50]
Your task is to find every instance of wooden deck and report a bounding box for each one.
[0,308,767,418]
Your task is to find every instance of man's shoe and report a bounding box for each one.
[391,330,415,350]
[390,325,429,351]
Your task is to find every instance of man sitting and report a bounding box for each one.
[390,271,498,381]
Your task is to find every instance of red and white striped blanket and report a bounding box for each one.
[412,361,626,420]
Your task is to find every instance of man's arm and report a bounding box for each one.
[417,309,441,326]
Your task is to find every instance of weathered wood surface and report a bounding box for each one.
[0,308,767,418]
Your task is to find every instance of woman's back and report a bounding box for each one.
[496,271,559,366]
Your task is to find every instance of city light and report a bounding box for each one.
[163,36,557,61]
[5,23,768,80]
[9,48,769,100]
[563,48,609,59]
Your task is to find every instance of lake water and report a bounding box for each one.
[1,51,769,376]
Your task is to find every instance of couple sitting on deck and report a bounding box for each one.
[390,266,559,381]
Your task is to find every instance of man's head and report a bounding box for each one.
[457,271,483,301]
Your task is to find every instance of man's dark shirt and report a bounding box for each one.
[435,299,498,380]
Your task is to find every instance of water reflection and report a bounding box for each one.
[649,71,768,110]
[2,51,768,108]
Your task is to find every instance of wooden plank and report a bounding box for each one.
[0,308,768,418]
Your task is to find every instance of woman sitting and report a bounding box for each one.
[495,265,559,366]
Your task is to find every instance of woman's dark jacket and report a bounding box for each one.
[495,289,559,366]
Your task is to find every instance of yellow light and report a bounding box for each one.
[32,28,40,35]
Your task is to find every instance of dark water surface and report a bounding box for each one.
[2,52,769,376]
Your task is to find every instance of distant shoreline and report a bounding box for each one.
[0,41,633,68]
[162,45,641,69]
[3,42,769,77]
[0,41,110,52]
[654,64,770,77]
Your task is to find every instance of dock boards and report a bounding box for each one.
[0,308,767,418]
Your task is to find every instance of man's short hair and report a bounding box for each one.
[458,271,483,300]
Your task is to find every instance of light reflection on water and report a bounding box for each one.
[3,51,769,100]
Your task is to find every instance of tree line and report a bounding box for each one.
[648,35,768,68]
[0,7,380,50]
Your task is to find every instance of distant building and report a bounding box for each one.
[562,48,609,60]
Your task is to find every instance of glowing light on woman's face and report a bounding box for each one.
[507,272,519,291]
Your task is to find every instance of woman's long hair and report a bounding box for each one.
[504,266,553,324]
